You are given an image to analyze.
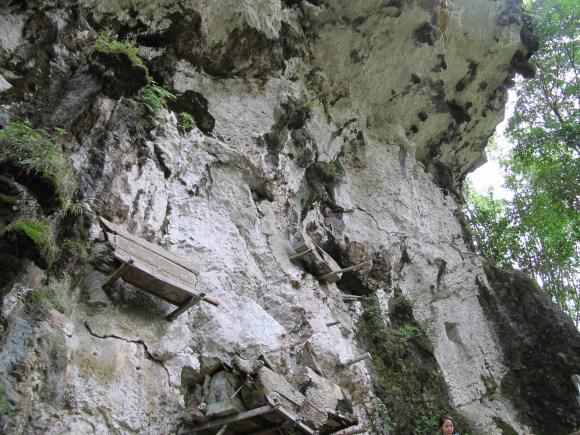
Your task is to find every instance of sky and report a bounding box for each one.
[467,90,517,200]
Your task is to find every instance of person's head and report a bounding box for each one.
[439,416,455,435]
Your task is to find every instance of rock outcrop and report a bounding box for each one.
[1,1,577,434]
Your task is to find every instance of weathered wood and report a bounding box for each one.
[102,263,128,288]
[273,405,316,435]
[304,341,327,378]
[320,260,370,281]
[258,353,276,371]
[343,353,372,367]
[166,293,205,321]
[113,250,199,304]
[342,294,364,301]
[289,247,313,260]
[112,250,218,307]
[100,217,200,274]
[291,230,342,281]
[328,425,368,435]
[100,217,219,310]
[189,405,276,432]
[111,234,197,287]
[229,384,245,400]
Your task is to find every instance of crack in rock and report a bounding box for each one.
[83,320,171,384]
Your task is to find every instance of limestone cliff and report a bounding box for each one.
[0,1,578,434]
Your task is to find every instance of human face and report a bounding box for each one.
[441,419,454,435]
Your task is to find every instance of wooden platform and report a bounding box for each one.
[188,394,316,435]
[290,231,368,283]
[100,217,218,320]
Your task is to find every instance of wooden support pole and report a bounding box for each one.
[329,425,368,435]
[166,293,205,321]
[202,296,220,306]
[189,405,276,432]
[342,294,364,301]
[289,247,313,260]
[343,353,372,367]
[230,384,244,400]
[102,263,128,289]
[304,341,327,378]
[319,260,371,281]
[259,353,276,371]
[216,424,228,435]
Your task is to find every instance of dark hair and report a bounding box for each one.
[439,415,455,428]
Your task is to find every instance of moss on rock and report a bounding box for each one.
[358,293,471,435]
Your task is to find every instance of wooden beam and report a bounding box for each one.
[189,405,276,432]
[304,341,327,378]
[166,293,205,321]
[289,247,313,260]
[343,353,372,367]
[258,353,276,371]
[102,263,128,289]
[113,250,219,307]
[328,426,368,435]
[273,406,316,435]
[342,294,364,301]
[320,260,371,281]
[100,217,200,274]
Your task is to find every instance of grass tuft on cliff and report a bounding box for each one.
[95,29,148,75]
[0,121,79,213]
[4,218,59,266]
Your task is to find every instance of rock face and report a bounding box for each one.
[0,1,577,435]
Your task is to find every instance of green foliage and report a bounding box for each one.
[30,280,72,315]
[463,183,518,269]
[395,324,425,343]
[372,396,393,428]
[94,29,148,74]
[139,81,177,116]
[358,294,458,435]
[465,0,579,326]
[5,218,59,265]
[0,121,79,213]
[0,384,14,416]
[178,112,196,133]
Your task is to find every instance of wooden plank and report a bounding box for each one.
[115,251,197,305]
[289,248,313,261]
[343,353,371,367]
[328,426,368,435]
[112,249,219,307]
[102,263,128,288]
[342,295,364,301]
[112,234,197,286]
[166,293,205,321]
[304,341,327,378]
[189,405,277,432]
[100,217,200,274]
[320,260,370,281]
[272,406,316,435]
